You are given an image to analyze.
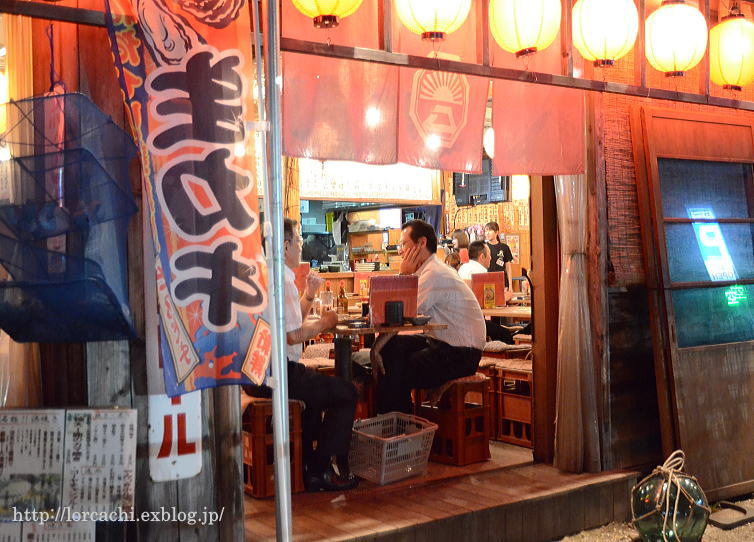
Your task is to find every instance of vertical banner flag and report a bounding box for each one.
[105,0,271,395]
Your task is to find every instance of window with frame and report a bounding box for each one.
[658,158,754,347]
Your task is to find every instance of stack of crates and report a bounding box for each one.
[477,358,499,439]
[416,374,490,466]
[494,359,533,448]
[242,398,305,498]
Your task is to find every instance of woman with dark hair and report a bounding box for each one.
[450,229,470,264]
[444,251,461,271]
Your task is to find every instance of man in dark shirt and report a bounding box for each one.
[484,221,514,288]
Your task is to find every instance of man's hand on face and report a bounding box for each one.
[400,245,423,275]
[318,308,338,331]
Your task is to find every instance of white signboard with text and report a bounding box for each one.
[148,391,202,481]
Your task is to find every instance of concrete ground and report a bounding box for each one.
[561,498,754,542]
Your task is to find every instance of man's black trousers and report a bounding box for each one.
[376,335,481,414]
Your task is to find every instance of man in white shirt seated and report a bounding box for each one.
[370,220,486,414]
[244,218,358,492]
[458,240,491,280]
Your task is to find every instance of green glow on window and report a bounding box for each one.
[725,285,747,306]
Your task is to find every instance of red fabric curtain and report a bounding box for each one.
[282,0,398,164]
[392,6,488,173]
[491,81,585,176]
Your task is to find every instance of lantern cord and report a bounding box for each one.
[657,450,687,542]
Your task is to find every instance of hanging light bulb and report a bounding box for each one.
[572,0,638,67]
[489,0,561,57]
[709,2,754,91]
[291,0,364,28]
[483,127,495,159]
[394,0,472,40]
[645,0,708,77]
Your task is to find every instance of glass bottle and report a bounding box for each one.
[337,280,349,314]
[320,281,334,311]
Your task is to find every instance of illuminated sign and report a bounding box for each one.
[725,285,747,306]
[688,208,737,282]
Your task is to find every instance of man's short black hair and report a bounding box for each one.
[283,217,298,242]
[484,221,500,232]
[402,219,437,254]
[468,240,487,261]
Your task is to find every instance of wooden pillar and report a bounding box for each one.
[585,92,612,469]
[284,156,301,222]
[531,175,559,464]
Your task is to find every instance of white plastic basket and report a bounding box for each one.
[349,412,438,485]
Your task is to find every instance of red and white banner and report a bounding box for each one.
[392,5,487,173]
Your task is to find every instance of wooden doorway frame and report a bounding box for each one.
[530,176,560,463]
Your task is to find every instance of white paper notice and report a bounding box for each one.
[0,410,65,520]
[62,409,137,514]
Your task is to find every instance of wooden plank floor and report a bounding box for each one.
[245,443,638,542]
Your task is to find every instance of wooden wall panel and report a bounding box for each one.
[25,6,243,539]
[650,112,754,161]
[674,342,754,501]
[606,289,662,469]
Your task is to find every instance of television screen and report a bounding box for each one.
[453,159,509,206]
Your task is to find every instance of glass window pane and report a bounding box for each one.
[672,286,754,347]
[658,159,753,219]
[666,224,754,283]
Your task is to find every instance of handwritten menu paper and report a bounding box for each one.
[0,410,65,518]
[0,409,136,522]
[0,521,95,541]
[63,409,137,514]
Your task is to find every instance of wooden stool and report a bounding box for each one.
[242,398,305,498]
[493,359,533,448]
[416,373,491,466]
[478,357,499,440]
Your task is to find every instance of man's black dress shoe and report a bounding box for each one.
[304,466,359,492]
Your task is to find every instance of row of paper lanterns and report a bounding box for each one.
[291,0,754,91]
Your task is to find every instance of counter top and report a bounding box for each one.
[314,270,397,278]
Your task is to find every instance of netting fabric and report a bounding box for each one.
[0,92,137,342]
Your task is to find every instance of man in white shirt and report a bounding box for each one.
[244,218,358,492]
[458,240,491,280]
[371,220,486,414]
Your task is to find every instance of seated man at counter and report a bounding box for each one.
[244,218,358,492]
[371,219,486,414]
[458,240,491,280]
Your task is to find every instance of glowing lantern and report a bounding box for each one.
[489,0,561,57]
[572,0,638,67]
[645,0,708,77]
[291,0,364,28]
[394,0,472,40]
[710,5,754,91]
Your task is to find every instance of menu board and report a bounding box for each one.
[0,409,137,521]
[0,410,65,518]
[62,410,136,514]
[298,159,437,202]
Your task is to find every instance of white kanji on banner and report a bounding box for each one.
[148,391,202,481]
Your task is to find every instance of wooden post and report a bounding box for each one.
[584,91,611,469]
[285,156,301,222]
[530,176,560,464]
